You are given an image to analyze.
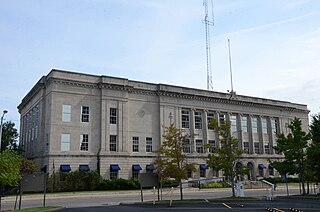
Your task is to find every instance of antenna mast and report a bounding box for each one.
[228,39,234,92]
[203,0,214,91]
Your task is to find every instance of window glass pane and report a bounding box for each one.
[208,140,215,153]
[110,135,117,151]
[207,112,215,130]
[182,109,190,128]
[61,133,70,151]
[132,137,139,152]
[80,134,89,151]
[262,118,268,134]
[252,117,258,133]
[230,115,237,133]
[81,106,89,122]
[195,111,202,129]
[110,108,117,124]
[196,139,203,153]
[146,137,153,152]
[183,139,191,153]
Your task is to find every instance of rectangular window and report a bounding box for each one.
[241,116,248,133]
[62,105,71,122]
[269,167,274,176]
[207,112,215,130]
[252,117,258,133]
[264,143,270,154]
[146,137,153,152]
[182,109,190,128]
[219,114,226,125]
[183,139,191,153]
[254,142,260,154]
[110,171,118,180]
[61,133,70,151]
[110,135,117,151]
[230,115,237,133]
[271,119,278,134]
[200,169,206,178]
[81,106,89,122]
[208,140,215,153]
[196,139,204,153]
[132,170,139,180]
[243,141,249,154]
[110,108,117,124]
[195,111,202,129]
[187,170,192,178]
[259,168,264,177]
[80,134,89,151]
[262,118,268,134]
[132,137,139,152]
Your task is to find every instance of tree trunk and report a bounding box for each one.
[231,171,235,197]
[179,179,183,200]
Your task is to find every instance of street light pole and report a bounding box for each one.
[0,110,8,152]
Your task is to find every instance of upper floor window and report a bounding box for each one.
[132,136,139,152]
[230,115,237,133]
[146,137,153,152]
[61,133,70,151]
[81,106,89,122]
[252,117,258,133]
[62,105,71,122]
[80,134,89,151]
[182,109,190,128]
[110,108,117,124]
[271,119,279,134]
[262,118,268,134]
[219,114,226,125]
[207,112,215,130]
[110,135,117,151]
[208,140,215,153]
[241,116,248,132]
[194,111,202,129]
[183,139,191,153]
[196,139,204,153]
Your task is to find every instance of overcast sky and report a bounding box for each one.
[1,0,320,128]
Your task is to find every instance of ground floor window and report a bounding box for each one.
[132,170,139,179]
[110,170,118,180]
[200,169,206,178]
[258,168,264,177]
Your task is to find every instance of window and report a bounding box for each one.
[207,112,215,130]
[269,167,274,176]
[254,142,260,154]
[62,105,71,122]
[243,141,249,154]
[196,139,204,153]
[262,118,268,134]
[110,108,117,124]
[110,171,118,180]
[183,139,191,153]
[132,170,139,179]
[195,111,202,129]
[110,135,117,151]
[271,119,278,134]
[264,143,270,154]
[230,115,237,133]
[252,117,258,133]
[219,114,226,125]
[61,133,70,151]
[241,116,248,132]
[200,169,206,178]
[81,106,89,122]
[208,140,215,153]
[146,137,153,152]
[80,134,89,151]
[181,109,190,128]
[259,168,264,177]
[132,137,139,152]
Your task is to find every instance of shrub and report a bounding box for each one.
[200,181,232,189]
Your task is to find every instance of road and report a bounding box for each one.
[1,186,301,211]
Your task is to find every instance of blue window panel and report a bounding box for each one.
[110,164,121,171]
[200,164,207,170]
[60,165,71,172]
[79,165,90,171]
[132,165,142,171]
[258,164,266,169]
[247,163,253,169]
[268,164,273,169]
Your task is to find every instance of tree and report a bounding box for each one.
[0,150,22,186]
[206,119,246,197]
[1,121,19,152]
[307,114,320,181]
[153,124,196,200]
[273,117,309,195]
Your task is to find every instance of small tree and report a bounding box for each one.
[1,121,19,152]
[153,124,196,200]
[273,117,309,195]
[307,114,320,181]
[206,119,245,197]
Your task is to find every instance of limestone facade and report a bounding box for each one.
[18,69,309,180]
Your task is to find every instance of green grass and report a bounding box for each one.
[13,206,62,212]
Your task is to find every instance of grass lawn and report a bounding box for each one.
[13,206,62,212]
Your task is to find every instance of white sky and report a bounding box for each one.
[1,0,320,127]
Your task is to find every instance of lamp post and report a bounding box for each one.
[0,110,8,152]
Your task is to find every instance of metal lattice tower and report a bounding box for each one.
[203,0,214,91]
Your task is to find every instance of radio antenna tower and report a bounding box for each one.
[203,0,214,91]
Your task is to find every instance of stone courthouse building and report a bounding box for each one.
[18,69,309,180]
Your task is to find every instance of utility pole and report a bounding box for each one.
[0,110,8,152]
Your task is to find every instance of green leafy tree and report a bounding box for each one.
[0,150,22,186]
[206,119,246,197]
[307,114,320,181]
[273,117,309,195]
[1,121,19,152]
[153,124,196,200]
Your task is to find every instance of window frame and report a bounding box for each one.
[132,136,139,152]
[196,139,204,153]
[81,106,89,123]
[194,111,203,129]
[62,104,71,122]
[110,108,117,124]
[61,133,70,151]
[181,109,190,129]
[80,134,89,151]
[146,137,153,153]
[109,135,117,152]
